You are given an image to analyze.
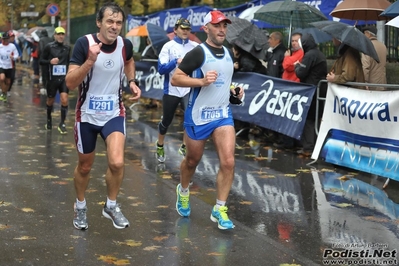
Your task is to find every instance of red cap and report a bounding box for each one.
[203,11,231,26]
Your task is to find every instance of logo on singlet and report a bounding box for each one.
[103,59,114,69]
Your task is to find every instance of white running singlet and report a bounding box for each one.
[75,34,126,126]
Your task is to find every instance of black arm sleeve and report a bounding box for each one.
[178,46,205,75]
[39,44,51,65]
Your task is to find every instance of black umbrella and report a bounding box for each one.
[310,20,379,63]
[226,16,253,43]
[294,27,332,44]
[226,16,269,59]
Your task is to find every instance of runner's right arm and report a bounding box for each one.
[66,36,98,90]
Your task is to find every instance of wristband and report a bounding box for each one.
[128,79,139,86]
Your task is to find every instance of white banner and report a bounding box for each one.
[312,83,399,180]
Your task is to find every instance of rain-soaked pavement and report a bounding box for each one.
[1,66,399,266]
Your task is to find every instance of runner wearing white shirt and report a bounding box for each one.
[155,18,198,163]
[0,31,19,102]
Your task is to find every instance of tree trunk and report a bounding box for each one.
[140,0,150,14]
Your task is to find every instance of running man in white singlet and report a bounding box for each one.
[65,2,141,230]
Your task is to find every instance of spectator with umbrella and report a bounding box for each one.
[327,37,365,88]
[310,21,379,88]
[275,32,305,150]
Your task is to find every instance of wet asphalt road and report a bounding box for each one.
[1,68,399,266]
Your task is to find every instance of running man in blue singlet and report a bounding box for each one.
[65,2,141,230]
[171,10,244,230]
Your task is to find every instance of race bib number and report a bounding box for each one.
[199,106,227,122]
[53,65,66,75]
[86,94,115,115]
[0,55,10,60]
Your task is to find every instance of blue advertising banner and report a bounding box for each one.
[127,60,316,140]
[126,0,369,33]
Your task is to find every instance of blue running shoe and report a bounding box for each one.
[210,206,235,230]
[176,184,190,217]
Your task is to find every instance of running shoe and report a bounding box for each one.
[73,204,88,230]
[0,94,7,102]
[45,119,52,130]
[102,203,130,229]
[176,184,190,217]
[178,144,186,157]
[58,124,67,134]
[210,206,235,230]
[156,141,165,163]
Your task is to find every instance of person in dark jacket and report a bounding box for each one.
[40,27,71,134]
[232,44,267,74]
[294,33,327,156]
[265,31,286,78]
[38,29,54,95]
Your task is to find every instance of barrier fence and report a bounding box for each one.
[128,60,399,184]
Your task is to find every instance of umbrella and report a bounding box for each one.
[126,23,169,55]
[146,23,170,55]
[226,16,253,43]
[310,20,379,63]
[166,32,201,44]
[238,5,263,21]
[253,0,328,46]
[380,1,399,17]
[330,0,391,21]
[26,26,45,36]
[226,16,269,59]
[294,28,332,44]
[126,25,147,37]
[385,15,399,28]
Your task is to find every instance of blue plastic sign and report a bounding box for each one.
[46,3,60,16]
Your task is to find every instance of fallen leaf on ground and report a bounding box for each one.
[14,236,36,240]
[42,175,58,179]
[337,175,350,181]
[153,235,169,242]
[207,252,223,256]
[143,245,161,251]
[240,201,253,205]
[21,208,34,212]
[114,239,142,247]
[161,174,172,179]
[0,224,10,230]
[0,201,12,206]
[335,203,353,208]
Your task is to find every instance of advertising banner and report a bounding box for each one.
[129,60,316,140]
[312,83,399,181]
